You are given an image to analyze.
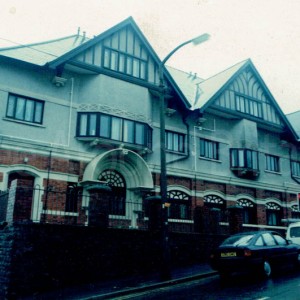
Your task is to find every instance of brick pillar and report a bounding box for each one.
[228,205,243,234]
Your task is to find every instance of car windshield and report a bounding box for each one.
[222,234,255,246]
[290,227,300,238]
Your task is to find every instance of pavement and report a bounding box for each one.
[25,263,217,300]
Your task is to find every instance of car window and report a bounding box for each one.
[222,234,254,246]
[290,227,300,237]
[255,236,264,246]
[273,233,287,245]
[262,233,276,246]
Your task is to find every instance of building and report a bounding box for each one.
[0,17,299,232]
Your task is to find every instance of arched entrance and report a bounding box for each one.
[81,148,154,228]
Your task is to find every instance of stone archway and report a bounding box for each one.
[81,148,154,228]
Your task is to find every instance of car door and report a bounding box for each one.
[272,232,298,264]
[261,232,281,265]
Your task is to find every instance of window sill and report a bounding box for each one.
[199,157,221,163]
[264,170,282,176]
[76,136,152,154]
[3,117,45,128]
[166,150,187,156]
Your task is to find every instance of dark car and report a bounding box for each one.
[210,230,300,279]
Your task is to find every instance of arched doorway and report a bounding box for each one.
[81,149,154,228]
[99,169,126,216]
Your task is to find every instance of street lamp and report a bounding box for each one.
[158,33,210,280]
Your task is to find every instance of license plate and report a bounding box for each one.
[221,252,236,257]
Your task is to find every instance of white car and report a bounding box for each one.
[286,222,300,245]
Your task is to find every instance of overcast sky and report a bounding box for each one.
[1,0,300,114]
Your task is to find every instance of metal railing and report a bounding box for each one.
[0,185,219,233]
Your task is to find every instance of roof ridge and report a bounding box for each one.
[286,110,300,116]
[0,34,90,52]
[201,58,250,82]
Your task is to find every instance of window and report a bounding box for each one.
[236,95,262,118]
[291,161,300,177]
[200,138,219,160]
[165,131,185,153]
[262,233,276,246]
[65,184,78,213]
[204,195,227,222]
[266,202,282,226]
[266,154,280,172]
[77,112,152,148]
[6,94,44,124]
[230,149,259,170]
[273,234,287,245]
[167,190,191,220]
[103,47,147,80]
[237,199,256,224]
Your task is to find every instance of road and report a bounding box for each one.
[116,269,300,300]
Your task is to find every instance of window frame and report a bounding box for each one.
[77,112,152,149]
[165,130,185,153]
[6,93,44,125]
[265,154,280,173]
[230,148,259,170]
[200,138,219,160]
[103,46,148,80]
[291,161,300,177]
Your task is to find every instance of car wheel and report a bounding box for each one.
[262,261,272,278]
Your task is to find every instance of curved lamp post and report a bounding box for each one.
[159,33,210,280]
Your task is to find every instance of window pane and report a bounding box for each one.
[15,97,25,120]
[111,117,122,140]
[103,48,110,68]
[34,102,43,123]
[110,51,118,71]
[123,120,134,143]
[7,96,15,117]
[126,57,132,75]
[100,115,110,138]
[24,100,34,122]
[238,150,244,167]
[79,114,87,135]
[135,123,144,145]
[119,54,125,73]
[88,114,97,136]
[132,58,139,77]
[140,62,146,79]
[173,134,179,152]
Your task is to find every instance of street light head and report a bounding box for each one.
[191,33,210,46]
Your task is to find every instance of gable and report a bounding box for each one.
[72,24,159,84]
[212,66,284,126]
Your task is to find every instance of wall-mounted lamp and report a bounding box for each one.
[24,157,29,163]
[52,76,67,87]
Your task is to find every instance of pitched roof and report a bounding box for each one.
[0,34,90,66]
[287,111,300,138]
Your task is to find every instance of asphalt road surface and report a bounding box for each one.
[116,269,300,300]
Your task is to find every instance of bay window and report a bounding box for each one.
[77,112,152,148]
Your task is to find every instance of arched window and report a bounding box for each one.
[291,205,300,219]
[237,199,257,224]
[266,202,282,226]
[99,170,126,216]
[167,190,191,220]
[204,195,226,221]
